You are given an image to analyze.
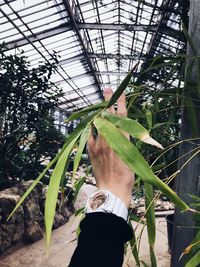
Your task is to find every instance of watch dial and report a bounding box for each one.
[90,193,106,210]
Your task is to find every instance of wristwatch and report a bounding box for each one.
[85,189,128,221]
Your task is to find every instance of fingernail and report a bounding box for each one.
[104,88,111,94]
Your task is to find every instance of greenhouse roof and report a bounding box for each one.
[1,0,187,111]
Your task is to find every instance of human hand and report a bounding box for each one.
[88,88,135,208]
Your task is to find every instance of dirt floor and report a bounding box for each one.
[0,215,170,267]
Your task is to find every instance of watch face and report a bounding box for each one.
[90,192,107,210]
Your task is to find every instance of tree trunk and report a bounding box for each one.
[171,1,200,266]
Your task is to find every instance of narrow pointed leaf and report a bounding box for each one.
[144,183,156,267]
[129,223,140,266]
[129,213,145,224]
[146,110,152,129]
[185,250,200,267]
[140,261,149,267]
[144,183,155,245]
[150,246,157,267]
[7,112,96,221]
[93,117,189,211]
[73,176,86,203]
[65,104,107,123]
[107,64,138,108]
[101,111,163,149]
[73,125,91,179]
[45,133,81,248]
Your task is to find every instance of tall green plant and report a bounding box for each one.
[0,44,64,189]
[8,65,196,257]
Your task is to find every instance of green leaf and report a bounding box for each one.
[101,112,163,149]
[107,64,138,108]
[7,112,96,221]
[144,183,156,245]
[65,103,107,123]
[93,117,189,211]
[7,156,58,221]
[45,133,81,248]
[144,183,156,267]
[74,207,85,217]
[129,213,145,224]
[146,110,152,129]
[185,250,200,267]
[129,223,140,266]
[140,261,149,267]
[72,124,91,179]
[150,246,157,267]
[73,176,86,203]
[188,194,200,202]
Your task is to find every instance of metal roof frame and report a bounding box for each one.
[1,0,189,111]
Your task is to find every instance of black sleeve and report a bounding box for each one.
[68,212,133,267]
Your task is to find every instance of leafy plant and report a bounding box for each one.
[6,26,200,267]
[0,43,65,189]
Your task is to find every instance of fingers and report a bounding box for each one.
[87,130,96,156]
[104,88,115,113]
[117,93,127,116]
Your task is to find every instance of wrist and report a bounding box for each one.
[85,189,129,221]
[98,186,131,208]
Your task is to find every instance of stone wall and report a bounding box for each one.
[0,181,74,254]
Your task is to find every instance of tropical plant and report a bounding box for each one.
[0,43,65,189]
[7,29,200,267]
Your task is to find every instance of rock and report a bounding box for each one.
[23,222,43,243]
[53,213,65,229]
[0,180,74,254]
[0,194,24,253]
[23,198,43,226]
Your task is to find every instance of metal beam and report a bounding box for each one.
[146,0,180,57]
[88,53,146,61]
[95,71,127,75]
[62,0,103,99]
[5,23,70,50]
[4,22,184,51]
[77,22,158,31]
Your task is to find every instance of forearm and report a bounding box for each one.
[68,213,132,267]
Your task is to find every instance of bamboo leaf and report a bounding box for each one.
[101,111,163,149]
[45,133,81,248]
[146,110,152,129]
[188,194,200,202]
[7,112,96,221]
[75,207,85,217]
[65,103,107,123]
[73,176,86,203]
[129,213,145,224]
[144,183,156,267]
[93,117,189,211]
[185,250,200,267]
[140,261,149,267]
[107,64,138,108]
[72,125,91,179]
[150,246,157,267]
[129,223,140,266]
[144,183,156,245]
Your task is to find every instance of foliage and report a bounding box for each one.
[0,43,65,189]
[6,28,200,267]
